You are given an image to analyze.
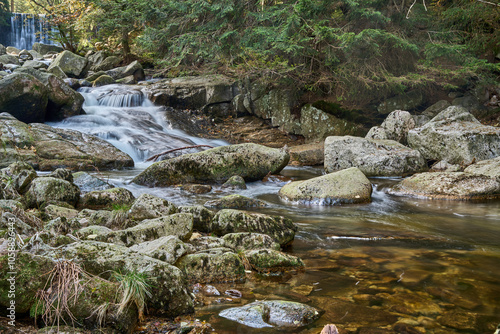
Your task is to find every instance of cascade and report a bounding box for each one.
[0,13,55,49]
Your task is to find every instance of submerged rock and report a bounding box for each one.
[132,143,289,187]
[204,194,268,209]
[389,172,500,200]
[324,136,427,177]
[279,167,372,205]
[219,300,321,329]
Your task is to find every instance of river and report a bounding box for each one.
[49,85,500,333]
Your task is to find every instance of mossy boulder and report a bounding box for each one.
[129,235,192,264]
[222,175,247,189]
[204,194,268,209]
[72,172,114,194]
[47,50,88,78]
[279,167,372,205]
[32,43,63,56]
[289,142,324,166]
[91,55,121,72]
[128,193,178,221]
[81,187,134,209]
[92,74,116,87]
[106,60,144,81]
[222,232,280,251]
[44,204,79,220]
[188,236,226,252]
[211,209,297,247]
[219,300,321,329]
[178,205,215,233]
[324,135,427,177]
[132,143,289,187]
[76,209,115,227]
[1,162,37,194]
[389,172,500,200]
[175,248,246,283]
[76,225,112,239]
[25,177,80,208]
[97,213,194,246]
[245,249,304,273]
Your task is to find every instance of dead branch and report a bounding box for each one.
[145,145,213,162]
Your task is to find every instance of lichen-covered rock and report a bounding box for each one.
[76,225,112,239]
[133,143,289,187]
[106,60,144,81]
[24,177,80,208]
[0,73,49,123]
[389,172,500,200]
[129,235,192,264]
[32,43,63,56]
[246,249,304,273]
[324,136,427,177]
[128,193,178,221]
[464,157,500,178]
[97,213,194,245]
[211,209,297,247]
[289,142,324,166]
[1,211,34,236]
[178,205,214,233]
[47,50,88,78]
[366,110,415,144]
[76,209,115,227]
[0,54,19,65]
[188,236,226,252]
[178,183,212,194]
[222,233,280,251]
[204,194,268,209]
[1,162,37,194]
[222,175,247,189]
[407,106,500,165]
[47,241,194,316]
[72,172,114,194]
[81,187,134,209]
[92,74,116,87]
[90,55,121,72]
[44,204,79,220]
[279,167,372,205]
[219,300,321,329]
[175,248,245,283]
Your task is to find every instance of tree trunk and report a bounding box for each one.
[11,0,14,12]
[121,30,131,62]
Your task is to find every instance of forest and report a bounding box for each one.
[1,0,499,111]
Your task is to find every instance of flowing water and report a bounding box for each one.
[0,13,55,50]
[49,85,500,333]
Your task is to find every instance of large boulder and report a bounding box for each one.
[80,187,135,209]
[211,209,297,247]
[407,106,500,165]
[128,193,178,221]
[0,73,49,123]
[32,42,63,56]
[0,113,134,170]
[222,232,280,251]
[129,235,192,264]
[133,143,289,187]
[219,300,321,329]
[0,54,19,65]
[204,194,268,209]
[24,177,81,208]
[366,110,416,144]
[464,157,500,178]
[15,67,84,120]
[106,60,144,81]
[279,167,372,205]
[245,249,305,273]
[47,50,88,78]
[1,162,37,194]
[324,136,427,177]
[72,171,114,194]
[389,172,500,200]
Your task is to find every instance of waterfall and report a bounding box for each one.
[0,13,55,49]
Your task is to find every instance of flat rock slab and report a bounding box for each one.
[389,172,500,200]
[324,136,427,177]
[279,167,372,205]
[464,156,500,178]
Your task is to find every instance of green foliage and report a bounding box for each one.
[0,0,9,26]
[112,270,152,321]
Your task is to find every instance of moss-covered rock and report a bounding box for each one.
[389,172,500,200]
[47,50,88,78]
[97,213,194,246]
[132,143,289,187]
[366,110,416,144]
[222,232,280,251]
[81,187,134,209]
[128,193,178,222]
[245,249,304,273]
[44,204,79,220]
[92,74,116,87]
[279,167,372,205]
[211,209,297,247]
[188,236,226,252]
[25,177,80,208]
[175,248,246,283]
[178,206,214,233]
[76,208,115,227]
[129,235,192,264]
[76,225,112,239]
[464,157,500,178]
[222,175,247,189]
[204,194,268,209]
[289,142,324,166]
[1,162,37,194]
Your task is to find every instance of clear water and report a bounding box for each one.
[50,85,500,333]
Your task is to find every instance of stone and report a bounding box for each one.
[423,100,451,117]
[97,213,194,245]
[6,46,20,55]
[366,110,415,144]
[178,205,214,233]
[133,143,289,187]
[129,235,192,264]
[32,43,63,55]
[219,300,321,329]
[92,74,116,87]
[0,43,5,55]
[76,225,112,239]
[189,236,226,252]
[324,136,427,177]
[0,54,20,65]
[430,160,462,172]
[279,167,372,205]
[0,73,49,123]
[289,142,324,166]
[90,54,121,72]
[24,177,80,208]
[175,248,246,283]
[80,187,135,209]
[221,175,247,189]
[178,183,212,194]
[245,249,305,273]
[47,65,68,79]
[211,209,297,247]
[47,50,88,78]
[1,211,33,235]
[253,89,301,134]
[464,156,500,178]
[204,194,268,209]
[44,204,79,220]
[47,168,73,182]
[128,193,178,221]
[1,162,37,194]
[222,232,280,251]
[407,106,500,165]
[72,172,114,194]
[22,59,48,69]
[389,172,500,200]
[377,90,424,114]
[106,60,144,81]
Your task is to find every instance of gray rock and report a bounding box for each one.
[211,209,297,247]
[178,205,214,233]
[44,204,79,220]
[219,300,321,329]
[91,55,121,72]
[204,194,268,209]
[47,50,88,78]
[423,100,451,117]
[22,60,48,69]
[407,106,500,165]
[289,142,324,166]
[47,64,68,79]
[0,54,19,65]
[6,46,20,55]
[279,167,372,205]
[0,44,5,55]
[92,74,116,87]
[245,249,305,273]
[464,157,500,178]
[129,235,191,264]
[324,136,427,177]
[81,187,135,209]
[366,110,415,144]
[188,236,226,252]
[72,172,114,194]
[1,211,33,235]
[76,225,113,239]
[128,193,178,221]
[46,168,73,182]
[24,177,80,208]
[389,172,500,200]
[377,90,424,114]
[32,43,63,56]
[253,89,301,134]
[1,162,37,194]
[106,60,144,81]
[222,175,247,189]
[430,160,462,172]
[133,143,290,187]
[222,232,280,251]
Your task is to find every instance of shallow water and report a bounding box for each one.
[50,85,500,333]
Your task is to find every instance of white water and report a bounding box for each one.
[7,13,54,50]
[48,84,226,168]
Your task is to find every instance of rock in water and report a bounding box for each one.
[219,300,322,329]
[279,167,372,205]
[133,143,289,187]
